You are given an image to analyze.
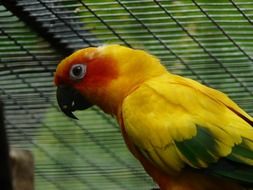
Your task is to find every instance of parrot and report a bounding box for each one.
[54,44,253,190]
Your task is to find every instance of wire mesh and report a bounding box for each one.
[1,0,253,190]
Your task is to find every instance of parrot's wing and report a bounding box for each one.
[122,74,253,184]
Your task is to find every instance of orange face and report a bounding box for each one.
[54,47,119,91]
[54,46,119,119]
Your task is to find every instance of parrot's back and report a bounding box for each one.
[121,73,253,190]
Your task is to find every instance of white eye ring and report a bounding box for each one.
[70,64,86,80]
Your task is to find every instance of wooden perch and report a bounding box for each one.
[10,149,34,190]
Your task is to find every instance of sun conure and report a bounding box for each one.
[54,44,253,190]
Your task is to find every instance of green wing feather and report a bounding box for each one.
[175,126,219,167]
[175,125,253,184]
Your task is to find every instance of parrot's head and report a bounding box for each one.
[54,44,167,119]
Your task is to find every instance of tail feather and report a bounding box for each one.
[205,158,253,186]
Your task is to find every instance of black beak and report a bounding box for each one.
[56,85,93,119]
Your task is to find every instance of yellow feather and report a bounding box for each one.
[153,144,185,173]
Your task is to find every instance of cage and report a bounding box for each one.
[1,0,253,190]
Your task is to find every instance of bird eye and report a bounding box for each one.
[70,64,86,80]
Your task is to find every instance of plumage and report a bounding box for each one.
[54,44,253,190]
[121,73,253,189]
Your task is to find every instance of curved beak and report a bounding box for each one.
[56,85,93,119]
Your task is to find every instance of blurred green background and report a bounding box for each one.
[1,0,253,190]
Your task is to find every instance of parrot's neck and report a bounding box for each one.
[84,52,168,115]
[87,78,142,116]
[84,72,153,115]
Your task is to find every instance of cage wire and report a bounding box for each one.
[1,0,253,190]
